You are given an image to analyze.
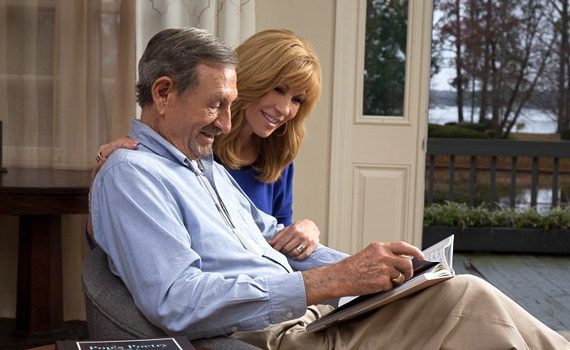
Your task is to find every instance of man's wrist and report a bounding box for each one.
[302,264,344,305]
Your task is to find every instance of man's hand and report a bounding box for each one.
[268,219,320,260]
[302,241,425,305]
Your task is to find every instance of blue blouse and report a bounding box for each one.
[224,163,294,226]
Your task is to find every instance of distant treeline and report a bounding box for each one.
[430,89,555,111]
[432,0,569,139]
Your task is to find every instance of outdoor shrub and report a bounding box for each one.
[428,123,443,135]
[424,201,570,230]
[429,125,489,139]
[456,122,487,133]
[542,207,570,229]
[484,129,496,138]
[560,128,570,140]
[423,201,465,228]
[511,208,546,229]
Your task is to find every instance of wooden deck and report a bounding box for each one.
[454,253,570,341]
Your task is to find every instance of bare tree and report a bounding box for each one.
[436,0,556,138]
[553,0,570,132]
[499,1,556,138]
[453,0,465,123]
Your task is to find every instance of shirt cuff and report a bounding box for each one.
[265,271,307,324]
[288,244,349,271]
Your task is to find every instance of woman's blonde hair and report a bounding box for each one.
[214,29,322,183]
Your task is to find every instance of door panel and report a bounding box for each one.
[352,165,409,249]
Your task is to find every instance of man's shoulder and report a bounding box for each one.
[113,147,151,160]
[99,148,174,180]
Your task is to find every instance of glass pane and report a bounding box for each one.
[363,0,408,117]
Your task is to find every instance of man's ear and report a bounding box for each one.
[151,76,175,115]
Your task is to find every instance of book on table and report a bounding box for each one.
[56,336,196,350]
[306,234,455,333]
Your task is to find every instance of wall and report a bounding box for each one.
[256,0,336,244]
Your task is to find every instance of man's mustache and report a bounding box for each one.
[201,125,222,136]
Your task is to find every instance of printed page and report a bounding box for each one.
[422,235,454,268]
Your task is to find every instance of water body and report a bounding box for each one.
[498,189,561,214]
[429,106,557,134]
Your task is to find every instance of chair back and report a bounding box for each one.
[81,246,260,350]
[82,246,166,339]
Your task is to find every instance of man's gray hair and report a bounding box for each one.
[136,27,238,107]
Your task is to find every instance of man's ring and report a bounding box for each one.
[296,244,305,254]
[391,272,405,285]
[96,151,104,163]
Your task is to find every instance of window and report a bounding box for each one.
[363,0,408,117]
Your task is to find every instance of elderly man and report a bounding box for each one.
[90,27,569,350]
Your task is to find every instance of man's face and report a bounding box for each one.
[158,64,238,159]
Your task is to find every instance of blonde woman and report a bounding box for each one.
[91,29,322,259]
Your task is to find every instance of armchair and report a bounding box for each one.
[81,246,259,350]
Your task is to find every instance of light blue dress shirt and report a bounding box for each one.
[91,119,348,339]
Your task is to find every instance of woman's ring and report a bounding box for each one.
[95,151,104,163]
[296,244,305,254]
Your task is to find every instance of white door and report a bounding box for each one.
[328,0,433,253]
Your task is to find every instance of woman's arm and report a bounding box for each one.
[266,164,320,260]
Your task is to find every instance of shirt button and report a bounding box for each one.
[286,311,293,318]
[230,326,238,332]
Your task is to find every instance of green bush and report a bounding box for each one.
[429,125,489,139]
[428,123,443,135]
[484,129,496,138]
[423,202,570,230]
[560,128,570,140]
[456,122,487,133]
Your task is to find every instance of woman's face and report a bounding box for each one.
[243,85,305,139]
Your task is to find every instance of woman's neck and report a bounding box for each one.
[237,126,260,166]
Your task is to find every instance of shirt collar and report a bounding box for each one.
[129,119,214,175]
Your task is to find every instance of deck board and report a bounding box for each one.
[455,253,570,341]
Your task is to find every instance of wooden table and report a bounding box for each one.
[0,168,91,337]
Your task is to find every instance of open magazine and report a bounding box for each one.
[306,235,455,333]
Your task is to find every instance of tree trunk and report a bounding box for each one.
[559,0,569,132]
[479,34,490,124]
[455,0,465,123]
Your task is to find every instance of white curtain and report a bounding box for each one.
[0,0,135,170]
[0,0,135,320]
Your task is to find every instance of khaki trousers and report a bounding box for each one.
[232,275,569,350]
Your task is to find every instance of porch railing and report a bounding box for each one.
[426,138,570,208]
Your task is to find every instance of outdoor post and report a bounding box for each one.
[1,120,6,173]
